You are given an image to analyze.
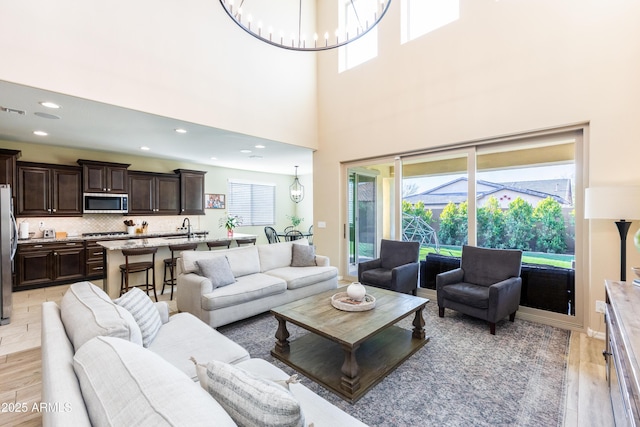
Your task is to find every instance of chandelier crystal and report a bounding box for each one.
[219,0,392,52]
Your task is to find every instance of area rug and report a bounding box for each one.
[218,302,570,427]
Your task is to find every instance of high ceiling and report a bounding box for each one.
[0,80,313,175]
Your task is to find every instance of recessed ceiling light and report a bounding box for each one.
[240,149,252,153]
[33,130,48,136]
[175,128,187,134]
[140,146,150,151]
[39,101,60,109]
[255,144,266,149]
[210,157,217,160]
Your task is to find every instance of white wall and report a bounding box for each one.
[313,0,640,333]
[0,0,318,149]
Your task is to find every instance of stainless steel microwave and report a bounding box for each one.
[83,193,128,214]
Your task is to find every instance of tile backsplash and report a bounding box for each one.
[16,215,205,238]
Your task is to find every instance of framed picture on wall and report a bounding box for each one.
[206,194,225,209]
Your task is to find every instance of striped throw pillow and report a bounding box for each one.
[201,359,304,427]
[115,288,162,347]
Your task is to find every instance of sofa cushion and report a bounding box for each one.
[199,359,304,427]
[181,246,261,278]
[225,246,261,277]
[196,256,236,289]
[291,244,316,267]
[360,268,393,288]
[73,336,236,427]
[114,288,162,347]
[257,241,293,272]
[201,274,287,310]
[266,266,338,290]
[148,312,250,380]
[441,282,490,309]
[61,281,142,351]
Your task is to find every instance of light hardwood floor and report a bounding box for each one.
[0,284,614,426]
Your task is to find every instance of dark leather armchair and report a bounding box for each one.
[437,245,523,335]
[358,239,420,295]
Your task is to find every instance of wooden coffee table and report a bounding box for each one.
[270,286,430,403]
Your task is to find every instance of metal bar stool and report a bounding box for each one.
[207,240,232,250]
[119,247,158,301]
[162,242,198,300]
[236,237,257,246]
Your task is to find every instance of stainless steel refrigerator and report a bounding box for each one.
[0,185,17,325]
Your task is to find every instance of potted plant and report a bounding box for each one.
[219,214,242,238]
[287,214,304,230]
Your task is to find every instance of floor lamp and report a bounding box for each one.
[585,186,640,281]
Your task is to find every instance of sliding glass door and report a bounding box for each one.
[345,128,584,327]
[348,169,377,277]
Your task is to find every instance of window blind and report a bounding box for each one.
[228,181,275,226]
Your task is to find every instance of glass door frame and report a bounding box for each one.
[341,125,587,331]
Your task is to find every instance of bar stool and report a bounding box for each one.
[236,237,257,246]
[120,247,158,301]
[207,240,232,250]
[162,242,198,300]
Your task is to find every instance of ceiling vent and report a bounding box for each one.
[0,106,26,115]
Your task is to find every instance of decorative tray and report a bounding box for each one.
[331,292,376,312]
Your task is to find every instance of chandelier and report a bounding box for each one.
[219,0,392,52]
[290,166,304,203]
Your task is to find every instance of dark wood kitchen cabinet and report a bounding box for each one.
[14,241,85,290]
[128,171,180,215]
[175,169,206,215]
[85,240,105,280]
[0,148,21,189]
[78,159,130,194]
[16,162,82,217]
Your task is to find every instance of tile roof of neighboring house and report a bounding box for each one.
[404,177,573,207]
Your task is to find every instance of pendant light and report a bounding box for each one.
[290,166,304,203]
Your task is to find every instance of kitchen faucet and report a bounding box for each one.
[182,217,192,238]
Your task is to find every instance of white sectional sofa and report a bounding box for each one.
[177,239,338,328]
[41,281,366,427]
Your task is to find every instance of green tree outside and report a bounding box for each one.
[533,197,567,253]
[505,197,535,250]
[439,201,468,246]
[477,196,505,248]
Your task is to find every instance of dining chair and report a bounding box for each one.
[264,226,280,244]
[285,230,304,241]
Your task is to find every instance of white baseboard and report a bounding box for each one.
[588,328,606,341]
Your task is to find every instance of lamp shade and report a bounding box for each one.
[584,187,640,220]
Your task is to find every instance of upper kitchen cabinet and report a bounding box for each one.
[78,159,130,194]
[17,162,82,217]
[128,171,180,215]
[174,169,206,215]
[0,149,21,190]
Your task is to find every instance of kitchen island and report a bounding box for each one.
[98,233,257,299]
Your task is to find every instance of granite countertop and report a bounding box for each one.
[97,233,256,251]
[16,230,207,244]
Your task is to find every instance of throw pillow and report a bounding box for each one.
[73,336,236,427]
[191,357,299,390]
[114,288,162,347]
[291,244,316,267]
[196,256,236,289]
[198,359,304,427]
